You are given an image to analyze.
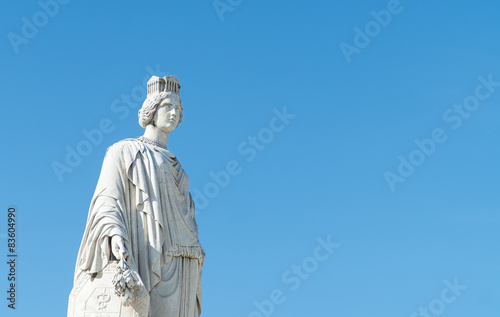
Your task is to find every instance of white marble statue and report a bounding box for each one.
[68,75,204,317]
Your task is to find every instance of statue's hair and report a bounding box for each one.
[138,92,183,129]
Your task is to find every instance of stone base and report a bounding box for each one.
[68,261,149,317]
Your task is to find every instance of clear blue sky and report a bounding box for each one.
[1,0,500,316]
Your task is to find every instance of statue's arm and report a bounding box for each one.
[76,144,132,274]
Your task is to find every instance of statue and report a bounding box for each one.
[68,75,204,317]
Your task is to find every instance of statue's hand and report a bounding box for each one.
[111,235,127,261]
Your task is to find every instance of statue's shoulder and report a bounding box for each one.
[105,138,143,158]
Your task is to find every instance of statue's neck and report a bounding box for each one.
[143,125,169,148]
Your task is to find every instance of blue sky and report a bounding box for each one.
[1,0,500,316]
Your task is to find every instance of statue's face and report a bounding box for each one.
[154,96,182,134]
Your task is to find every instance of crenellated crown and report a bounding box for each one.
[147,75,180,96]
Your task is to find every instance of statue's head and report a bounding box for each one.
[138,76,183,132]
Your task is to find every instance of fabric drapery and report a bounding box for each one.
[73,139,203,316]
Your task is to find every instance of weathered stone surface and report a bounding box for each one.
[68,261,149,317]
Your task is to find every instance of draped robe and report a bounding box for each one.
[73,138,204,316]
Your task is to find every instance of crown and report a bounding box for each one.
[146,75,181,96]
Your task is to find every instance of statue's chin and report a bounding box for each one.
[159,124,177,134]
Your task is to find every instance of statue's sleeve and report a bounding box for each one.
[75,144,133,277]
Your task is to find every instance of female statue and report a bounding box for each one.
[68,76,204,317]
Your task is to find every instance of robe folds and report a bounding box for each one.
[74,138,204,316]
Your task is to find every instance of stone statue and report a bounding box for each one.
[68,75,204,317]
